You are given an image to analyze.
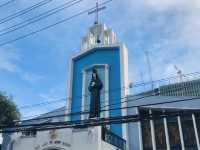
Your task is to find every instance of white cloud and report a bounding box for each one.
[0,47,45,83]
[0,48,21,72]
[22,72,44,83]
[39,85,66,101]
[145,0,189,10]
[121,0,200,82]
[1,0,200,99]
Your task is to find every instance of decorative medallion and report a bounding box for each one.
[49,129,58,140]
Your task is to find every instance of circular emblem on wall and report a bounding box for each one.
[49,130,58,140]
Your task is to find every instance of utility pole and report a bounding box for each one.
[140,71,146,91]
[145,50,154,90]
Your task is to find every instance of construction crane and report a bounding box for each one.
[174,65,185,82]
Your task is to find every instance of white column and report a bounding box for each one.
[177,116,185,150]
[150,110,156,150]
[192,114,200,150]
[65,97,72,121]
[163,116,170,150]
[66,60,74,121]
[138,121,143,150]
[0,133,2,145]
[81,71,86,120]
[137,108,143,150]
[104,65,109,118]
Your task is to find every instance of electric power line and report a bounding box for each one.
[19,98,66,109]
[0,0,53,24]
[19,87,129,120]
[1,95,200,133]
[0,0,113,47]
[19,70,200,111]
[0,0,84,37]
[133,71,200,87]
[13,95,200,125]
[19,85,128,110]
[20,93,155,121]
[18,71,200,119]
[1,108,199,133]
[19,82,152,120]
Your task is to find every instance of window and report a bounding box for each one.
[167,116,182,150]
[181,115,198,150]
[21,130,36,137]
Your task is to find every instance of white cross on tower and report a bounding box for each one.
[88,0,106,25]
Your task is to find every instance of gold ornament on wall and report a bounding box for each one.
[49,129,58,140]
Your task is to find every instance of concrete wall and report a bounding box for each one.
[3,127,117,150]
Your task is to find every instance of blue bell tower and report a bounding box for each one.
[65,23,129,142]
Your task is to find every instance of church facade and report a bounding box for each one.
[2,23,129,150]
[66,23,129,139]
[2,22,200,150]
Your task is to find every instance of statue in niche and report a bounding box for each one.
[88,68,103,118]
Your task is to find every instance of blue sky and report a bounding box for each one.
[0,0,200,118]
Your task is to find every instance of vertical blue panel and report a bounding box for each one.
[71,47,122,137]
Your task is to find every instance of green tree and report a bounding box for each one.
[0,92,20,126]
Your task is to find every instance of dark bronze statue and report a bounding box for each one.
[88,68,103,118]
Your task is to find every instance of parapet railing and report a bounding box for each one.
[102,126,126,150]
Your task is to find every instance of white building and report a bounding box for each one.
[2,106,125,150]
[3,127,118,150]
[2,22,200,150]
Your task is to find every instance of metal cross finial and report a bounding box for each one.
[88,0,106,25]
[95,0,99,24]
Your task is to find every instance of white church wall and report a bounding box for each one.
[72,127,99,150]
[13,136,35,150]
[5,126,118,150]
[101,141,118,150]
[71,127,117,150]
